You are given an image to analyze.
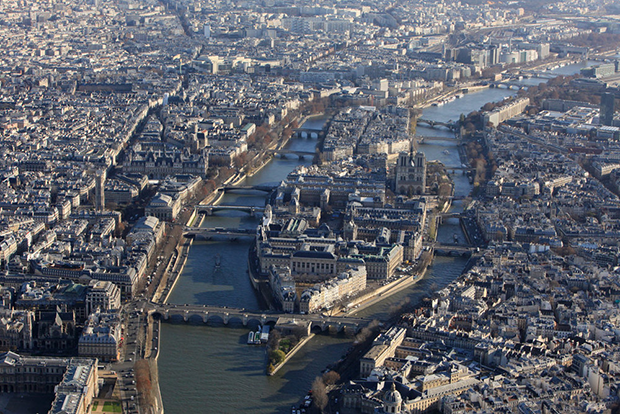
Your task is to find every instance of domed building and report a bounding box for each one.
[381,382,403,414]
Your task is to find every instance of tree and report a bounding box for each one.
[134,360,155,410]
[312,376,328,412]
[282,126,294,140]
[204,179,217,193]
[482,102,496,112]
[269,349,286,365]
[233,152,248,169]
[322,370,340,386]
[268,329,281,349]
[114,221,127,238]
[279,338,291,353]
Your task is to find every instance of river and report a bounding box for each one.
[158,65,583,413]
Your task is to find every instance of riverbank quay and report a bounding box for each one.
[248,244,276,310]
[338,268,427,318]
[268,334,316,376]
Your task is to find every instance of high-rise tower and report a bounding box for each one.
[95,170,106,212]
[601,92,615,127]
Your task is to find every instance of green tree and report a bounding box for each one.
[270,349,286,365]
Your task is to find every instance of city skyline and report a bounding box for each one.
[1,0,620,413]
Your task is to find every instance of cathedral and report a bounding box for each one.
[394,150,426,196]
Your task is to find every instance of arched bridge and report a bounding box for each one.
[184,227,257,239]
[437,212,467,219]
[195,204,265,216]
[430,242,474,257]
[489,81,528,90]
[416,135,458,143]
[266,149,316,159]
[417,118,458,131]
[150,304,370,334]
[294,128,323,139]
[220,184,277,193]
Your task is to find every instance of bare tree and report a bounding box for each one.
[312,376,328,412]
[322,370,340,386]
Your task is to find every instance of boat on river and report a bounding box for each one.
[247,331,255,344]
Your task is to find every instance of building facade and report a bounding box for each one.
[394,151,426,195]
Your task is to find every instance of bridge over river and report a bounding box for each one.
[429,242,475,257]
[149,303,370,333]
[195,204,265,216]
[417,118,459,131]
[265,149,316,159]
[183,226,256,239]
[219,184,278,193]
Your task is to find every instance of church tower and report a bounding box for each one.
[394,149,426,195]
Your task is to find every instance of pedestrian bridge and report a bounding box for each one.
[195,205,265,217]
[149,304,370,334]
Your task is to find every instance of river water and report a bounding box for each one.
[158,66,583,413]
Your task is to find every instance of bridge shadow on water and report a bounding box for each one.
[168,240,262,309]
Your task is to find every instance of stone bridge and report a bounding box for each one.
[431,242,474,257]
[220,184,277,193]
[437,212,467,219]
[183,227,257,239]
[294,128,323,139]
[265,149,316,159]
[195,205,265,217]
[149,304,370,334]
[489,81,528,90]
[416,135,458,142]
[417,118,458,131]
